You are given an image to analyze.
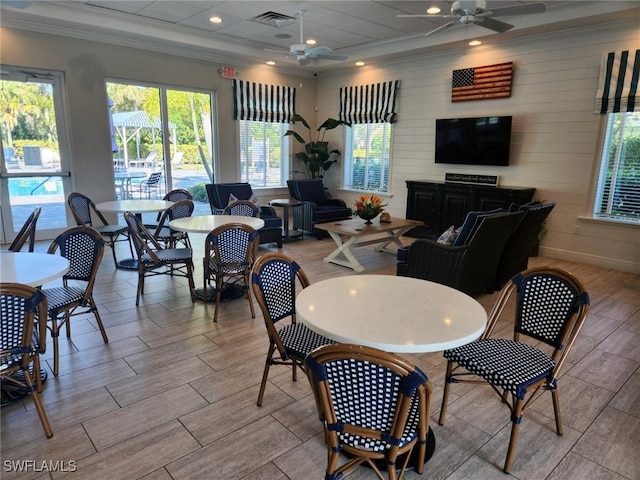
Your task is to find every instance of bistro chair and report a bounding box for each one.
[204,223,259,323]
[40,226,107,377]
[132,171,163,199]
[124,211,195,307]
[223,199,261,218]
[438,266,590,473]
[152,199,194,249]
[0,283,53,437]
[305,343,433,480]
[251,253,335,406]
[67,192,130,268]
[146,188,193,229]
[8,206,41,252]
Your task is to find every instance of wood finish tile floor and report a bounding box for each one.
[1,233,639,479]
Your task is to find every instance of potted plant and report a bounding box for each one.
[284,114,349,179]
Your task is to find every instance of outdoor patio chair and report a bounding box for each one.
[251,253,334,406]
[8,206,41,252]
[124,211,195,307]
[305,343,433,480]
[132,171,162,199]
[67,192,131,268]
[204,223,259,323]
[40,226,107,377]
[0,283,53,437]
[438,266,590,473]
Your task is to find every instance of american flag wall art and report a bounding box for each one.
[451,62,513,102]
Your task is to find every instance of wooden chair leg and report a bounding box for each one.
[504,397,524,474]
[551,388,563,435]
[438,361,454,425]
[257,343,276,406]
[23,367,53,438]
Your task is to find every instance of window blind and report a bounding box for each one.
[339,80,399,124]
[595,50,639,114]
[233,79,296,122]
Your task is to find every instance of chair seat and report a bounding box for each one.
[206,258,251,275]
[142,248,192,264]
[279,323,335,359]
[42,286,85,311]
[444,338,556,399]
[95,224,128,236]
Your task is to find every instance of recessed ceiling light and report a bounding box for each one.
[469,40,482,46]
[427,6,441,14]
[209,16,222,24]
[355,61,365,67]
[306,39,317,45]
[266,61,276,66]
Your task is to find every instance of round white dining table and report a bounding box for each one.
[0,251,70,287]
[95,199,174,214]
[296,275,487,353]
[169,214,265,233]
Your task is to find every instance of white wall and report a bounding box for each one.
[1,20,638,273]
[316,19,640,274]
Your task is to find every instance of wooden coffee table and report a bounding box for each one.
[315,216,423,272]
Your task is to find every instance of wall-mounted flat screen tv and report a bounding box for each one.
[435,116,512,166]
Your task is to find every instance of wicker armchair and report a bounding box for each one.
[397,211,524,296]
[205,183,282,248]
[286,179,352,239]
[495,202,555,290]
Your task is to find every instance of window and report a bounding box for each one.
[344,123,392,193]
[239,120,289,187]
[593,112,640,222]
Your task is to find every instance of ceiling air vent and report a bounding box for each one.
[251,11,297,28]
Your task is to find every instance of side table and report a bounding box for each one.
[269,198,303,242]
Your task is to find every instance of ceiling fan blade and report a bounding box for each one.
[315,53,348,61]
[264,48,291,55]
[476,17,513,33]
[489,2,546,17]
[425,21,457,38]
[397,14,458,18]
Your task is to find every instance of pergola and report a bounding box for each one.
[112,110,176,167]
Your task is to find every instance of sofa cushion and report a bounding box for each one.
[261,215,282,229]
[314,205,352,223]
[397,246,409,263]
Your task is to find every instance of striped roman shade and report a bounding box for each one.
[233,79,296,122]
[595,49,639,114]
[339,80,399,124]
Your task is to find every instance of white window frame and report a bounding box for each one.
[343,122,392,194]
[592,111,640,224]
[238,120,289,188]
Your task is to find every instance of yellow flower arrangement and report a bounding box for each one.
[353,194,387,224]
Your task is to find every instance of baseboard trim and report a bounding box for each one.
[541,247,640,274]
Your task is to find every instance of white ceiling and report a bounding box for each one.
[1,1,638,72]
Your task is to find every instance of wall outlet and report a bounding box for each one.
[574,224,581,234]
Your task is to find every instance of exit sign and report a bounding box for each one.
[220,66,236,79]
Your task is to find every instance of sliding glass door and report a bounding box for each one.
[0,67,74,244]
[107,81,215,210]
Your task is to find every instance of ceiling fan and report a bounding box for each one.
[399,0,546,38]
[264,11,348,65]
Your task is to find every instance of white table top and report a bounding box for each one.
[0,251,70,287]
[95,200,174,213]
[169,215,265,233]
[296,275,487,353]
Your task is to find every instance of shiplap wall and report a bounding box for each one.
[317,19,640,273]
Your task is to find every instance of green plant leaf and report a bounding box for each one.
[284,130,306,144]
[291,113,310,129]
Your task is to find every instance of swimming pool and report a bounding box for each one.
[7,177,64,196]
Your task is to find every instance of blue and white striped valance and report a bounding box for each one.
[595,50,639,114]
[233,79,296,122]
[339,80,399,124]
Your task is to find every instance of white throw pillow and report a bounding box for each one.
[437,225,458,245]
[228,192,260,207]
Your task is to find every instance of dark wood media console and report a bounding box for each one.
[405,180,535,238]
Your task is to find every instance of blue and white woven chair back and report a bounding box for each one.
[167,200,194,222]
[52,227,104,282]
[164,189,192,202]
[67,193,93,225]
[223,200,260,218]
[513,270,590,349]
[0,285,46,368]
[251,256,300,323]
[211,225,258,270]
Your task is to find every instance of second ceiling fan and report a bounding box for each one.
[264,11,348,65]
[399,0,547,37]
